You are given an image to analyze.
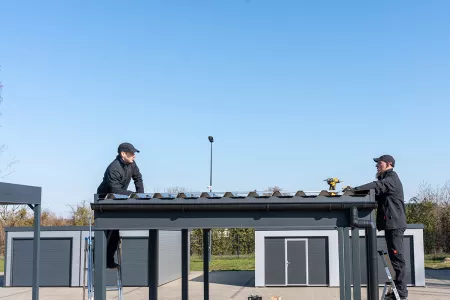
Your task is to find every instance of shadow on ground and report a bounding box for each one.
[190,270,255,287]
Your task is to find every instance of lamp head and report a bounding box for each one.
[208,136,214,143]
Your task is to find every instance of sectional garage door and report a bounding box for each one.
[104,232,182,287]
[106,238,148,286]
[11,238,72,287]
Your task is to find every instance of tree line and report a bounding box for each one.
[405,181,450,254]
[0,201,92,255]
[190,228,255,257]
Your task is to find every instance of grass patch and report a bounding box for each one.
[424,253,450,270]
[0,257,3,273]
[190,254,255,271]
[190,253,450,271]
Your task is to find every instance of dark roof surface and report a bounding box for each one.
[91,190,377,212]
[96,189,370,201]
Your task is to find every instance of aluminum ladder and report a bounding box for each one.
[82,219,123,300]
[378,250,400,300]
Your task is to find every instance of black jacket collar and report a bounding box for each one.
[116,155,130,166]
[378,168,394,180]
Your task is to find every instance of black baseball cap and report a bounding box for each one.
[118,142,140,154]
[373,154,395,166]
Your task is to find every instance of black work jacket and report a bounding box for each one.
[97,155,144,196]
[354,169,407,231]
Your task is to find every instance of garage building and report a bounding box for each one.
[255,224,425,287]
[4,224,425,289]
[3,226,187,287]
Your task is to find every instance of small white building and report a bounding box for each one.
[255,225,425,287]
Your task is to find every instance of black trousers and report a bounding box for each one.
[385,228,408,298]
[106,230,120,265]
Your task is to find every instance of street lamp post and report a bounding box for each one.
[208,136,213,192]
[207,136,214,262]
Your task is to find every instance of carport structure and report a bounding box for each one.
[91,189,379,300]
[0,182,41,300]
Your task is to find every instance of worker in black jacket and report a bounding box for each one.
[353,154,408,300]
[97,142,144,268]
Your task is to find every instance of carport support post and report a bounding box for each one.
[365,228,371,298]
[149,229,159,300]
[32,204,41,300]
[182,229,189,300]
[351,226,361,300]
[337,227,345,299]
[343,227,351,300]
[203,228,210,300]
[366,225,379,300]
[94,230,106,300]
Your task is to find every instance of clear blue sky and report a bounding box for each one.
[1,0,449,216]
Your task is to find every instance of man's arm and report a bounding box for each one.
[354,175,395,195]
[106,169,133,195]
[132,163,145,193]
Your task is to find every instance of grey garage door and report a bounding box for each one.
[264,237,328,286]
[350,235,414,285]
[103,232,182,287]
[286,239,307,285]
[12,238,72,287]
[308,237,328,285]
[106,238,148,286]
[264,238,285,285]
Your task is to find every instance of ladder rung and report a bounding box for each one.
[83,237,124,300]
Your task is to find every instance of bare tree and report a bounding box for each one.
[262,185,284,196]
[0,66,18,178]
[407,181,450,254]
[67,200,93,226]
[0,67,18,178]
[0,65,21,254]
[0,146,18,179]
[163,186,192,194]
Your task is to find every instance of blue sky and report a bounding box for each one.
[1,0,449,216]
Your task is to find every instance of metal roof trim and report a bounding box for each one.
[96,190,372,201]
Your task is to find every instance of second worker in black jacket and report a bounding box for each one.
[353,154,408,300]
[97,142,144,268]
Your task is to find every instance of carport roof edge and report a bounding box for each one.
[0,181,42,205]
[91,190,377,212]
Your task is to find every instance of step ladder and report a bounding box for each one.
[82,222,124,300]
[378,250,400,300]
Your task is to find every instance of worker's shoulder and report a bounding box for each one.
[386,170,403,185]
[105,157,122,171]
[130,161,142,172]
[385,169,400,178]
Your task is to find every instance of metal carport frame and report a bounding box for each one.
[0,182,41,300]
[91,190,379,300]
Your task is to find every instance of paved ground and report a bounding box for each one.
[0,270,448,299]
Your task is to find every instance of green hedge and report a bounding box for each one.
[190,228,255,256]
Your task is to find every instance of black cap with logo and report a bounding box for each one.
[373,154,395,167]
[118,142,140,154]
